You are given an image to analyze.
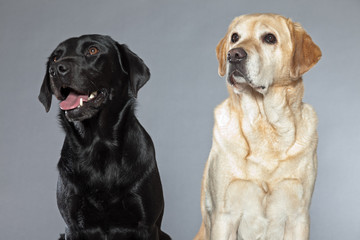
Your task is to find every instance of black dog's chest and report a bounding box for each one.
[58,181,137,229]
[80,140,117,171]
[63,139,125,187]
[58,144,138,229]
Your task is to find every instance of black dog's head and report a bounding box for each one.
[39,34,150,122]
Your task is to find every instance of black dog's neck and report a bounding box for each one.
[60,95,135,147]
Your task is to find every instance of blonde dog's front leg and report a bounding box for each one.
[266,179,309,240]
[210,212,238,240]
[201,189,236,240]
[230,180,268,240]
[208,179,267,240]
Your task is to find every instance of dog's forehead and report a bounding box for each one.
[55,35,114,52]
[231,14,290,39]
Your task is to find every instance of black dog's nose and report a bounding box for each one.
[57,63,70,76]
[227,48,247,63]
[49,66,56,77]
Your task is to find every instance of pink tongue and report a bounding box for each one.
[59,92,88,110]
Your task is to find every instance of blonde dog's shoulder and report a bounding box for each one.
[214,98,235,127]
[212,98,246,149]
[301,103,318,125]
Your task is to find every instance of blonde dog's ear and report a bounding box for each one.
[216,35,228,77]
[289,21,322,79]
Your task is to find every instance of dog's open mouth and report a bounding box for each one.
[59,89,101,110]
[58,87,108,121]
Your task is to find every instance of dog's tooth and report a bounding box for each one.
[88,91,97,100]
[80,98,83,107]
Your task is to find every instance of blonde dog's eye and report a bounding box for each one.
[264,34,277,44]
[231,33,239,43]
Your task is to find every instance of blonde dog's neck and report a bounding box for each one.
[227,79,305,156]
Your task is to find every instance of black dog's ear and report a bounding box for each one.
[38,62,52,112]
[116,43,150,98]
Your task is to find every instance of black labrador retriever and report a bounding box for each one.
[39,34,171,240]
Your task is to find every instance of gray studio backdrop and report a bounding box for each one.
[1,0,359,239]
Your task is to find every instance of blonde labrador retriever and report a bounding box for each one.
[194,14,321,240]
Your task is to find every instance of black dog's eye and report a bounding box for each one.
[52,50,63,62]
[263,33,277,44]
[231,33,239,43]
[88,46,99,55]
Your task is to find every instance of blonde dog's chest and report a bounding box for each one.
[207,98,317,211]
[209,139,300,189]
[212,103,296,179]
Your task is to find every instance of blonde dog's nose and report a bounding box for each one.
[227,48,247,63]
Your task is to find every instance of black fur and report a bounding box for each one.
[39,35,170,240]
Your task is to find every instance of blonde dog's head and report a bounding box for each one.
[216,13,321,94]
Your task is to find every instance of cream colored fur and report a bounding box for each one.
[194,14,321,240]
